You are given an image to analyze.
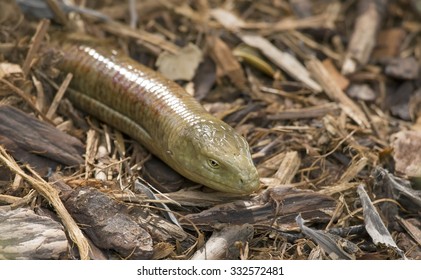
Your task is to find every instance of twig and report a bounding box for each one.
[268,102,339,120]
[22,19,50,76]
[45,0,68,25]
[129,0,138,28]
[46,72,73,119]
[0,78,52,123]
[101,20,180,54]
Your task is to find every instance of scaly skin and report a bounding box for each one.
[59,44,260,194]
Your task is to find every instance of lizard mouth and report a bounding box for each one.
[183,168,260,194]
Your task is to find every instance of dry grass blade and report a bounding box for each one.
[0,189,37,211]
[318,182,359,196]
[233,44,276,77]
[0,194,21,205]
[0,146,91,260]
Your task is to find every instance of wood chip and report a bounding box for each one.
[63,186,154,259]
[0,207,68,260]
[385,57,419,80]
[184,186,335,231]
[342,0,388,74]
[396,217,421,247]
[307,57,370,128]
[0,105,84,169]
[338,157,368,184]
[296,214,355,260]
[273,151,301,185]
[190,224,253,260]
[207,35,248,91]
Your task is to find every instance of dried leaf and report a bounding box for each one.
[193,57,216,101]
[357,184,405,258]
[388,81,413,120]
[156,43,202,81]
[152,242,175,260]
[233,44,276,77]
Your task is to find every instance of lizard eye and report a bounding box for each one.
[208,159,220,169]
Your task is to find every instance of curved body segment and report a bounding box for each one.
[59,44,259,194]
